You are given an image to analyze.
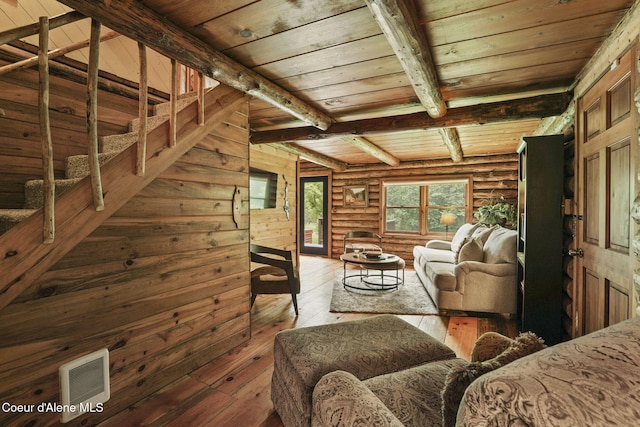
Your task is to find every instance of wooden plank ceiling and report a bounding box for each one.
[2,0,635,166]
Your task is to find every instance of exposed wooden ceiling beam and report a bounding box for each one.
[365,0,462,159]
[437,128,463,162]
[533,99,576,136]
[58,0,333,130]
[269,143,347,171]
[342,136,400,166]
[252,92,572,144]
[364,0,446,118]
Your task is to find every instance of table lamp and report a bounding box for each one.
[440,213,456,240]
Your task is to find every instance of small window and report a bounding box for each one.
[383,177,470,235]
[385,184,420,232]
[250,167,278,209]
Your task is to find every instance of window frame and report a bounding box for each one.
[381,175,473,236]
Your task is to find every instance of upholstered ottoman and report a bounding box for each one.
[271,314,456,426]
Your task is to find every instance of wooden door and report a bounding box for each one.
[574,48,637,336]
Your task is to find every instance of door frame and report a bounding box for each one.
[299,171,332,256]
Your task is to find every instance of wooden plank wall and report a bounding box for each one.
[0,102,251,425]
[0,52,166,209]
[300,154,518,263]
[249,144,298,258]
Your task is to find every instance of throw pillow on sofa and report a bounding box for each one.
[456,237,484,263]
[454,224,497,263]
[440,332,546,427]
[450,223,480,253]
[471,224,496,245]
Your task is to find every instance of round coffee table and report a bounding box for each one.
[339,252,405,291]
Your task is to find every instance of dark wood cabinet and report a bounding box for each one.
[517,135,564,345]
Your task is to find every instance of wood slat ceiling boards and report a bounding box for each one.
[4,0,637,166]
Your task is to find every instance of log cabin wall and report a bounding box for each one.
[249,144,298,258]
[300,154,518,263]
[0,63,251,424]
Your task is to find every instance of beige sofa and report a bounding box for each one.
[312,316,640,427]
[413,223,518,315]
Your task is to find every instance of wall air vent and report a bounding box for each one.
[59,348,110,423]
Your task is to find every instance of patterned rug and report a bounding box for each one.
[330,269,439,315]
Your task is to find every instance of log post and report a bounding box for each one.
[137,41,148,176]
[633,49,640,316]
[38,17,55,244]
[87,19,105,211]
[197,71,205,125]
[170,58,178,147]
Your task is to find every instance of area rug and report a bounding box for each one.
[330,269,438,315]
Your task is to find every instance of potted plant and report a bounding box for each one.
[474,193,516,226]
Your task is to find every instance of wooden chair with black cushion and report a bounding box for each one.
[250,244,300,315]
[343,231,382,255]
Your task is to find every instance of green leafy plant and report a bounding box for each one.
[474,193,516,226]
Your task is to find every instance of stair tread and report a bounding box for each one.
[24,178,83,209]
[0,209,39,235]
[65,153,117,179]
[0,208,39,217]
[25,178,83,186]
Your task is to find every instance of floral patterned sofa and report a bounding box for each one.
[311,316,640,427]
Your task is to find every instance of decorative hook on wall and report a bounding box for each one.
[232,185,241,228]
[283,174,290,220]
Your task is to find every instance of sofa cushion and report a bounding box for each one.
[425,261,456,291]
[363,358,467,427]
[440,332,546,427]
[414,245,456,264]
[456,237,484,263]
[482,226,517,264]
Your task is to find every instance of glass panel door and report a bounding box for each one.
[300,176,328,255]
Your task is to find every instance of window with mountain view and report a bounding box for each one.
[382,177,471,235]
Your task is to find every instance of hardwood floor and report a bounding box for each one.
[99,255,516,426]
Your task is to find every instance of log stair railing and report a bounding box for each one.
[0,84,247,311]
[0,13,249,311]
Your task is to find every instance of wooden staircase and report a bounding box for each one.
[0,94,199,234]
[0,84,248,311]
